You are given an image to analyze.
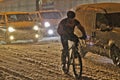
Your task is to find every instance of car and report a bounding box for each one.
[0,11,43,44]
[29,10,63,37]
[75,3,120,67]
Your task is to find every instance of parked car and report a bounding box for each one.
[29,10,63,37]
[0,11,43,44]
[75,3,120,67]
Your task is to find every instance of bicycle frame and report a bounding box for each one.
[61,39,84,79]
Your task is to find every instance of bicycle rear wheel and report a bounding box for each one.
[72,51,82,79]
[61,52,70,74]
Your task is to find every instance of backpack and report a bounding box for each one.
[57,18,75,35]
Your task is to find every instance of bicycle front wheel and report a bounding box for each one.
[72,51,82,79]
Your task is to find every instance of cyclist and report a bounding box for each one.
[57,11,87,65]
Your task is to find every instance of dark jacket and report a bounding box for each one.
[57,18,86,37]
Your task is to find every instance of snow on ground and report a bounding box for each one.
[0,36,119,80]
[39,36,60,42]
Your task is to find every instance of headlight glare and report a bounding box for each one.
[8,27,15,32]
[9,35,14,40]
[48,29,53,35]
[35,34,39,38]
[33,25,39,30]
[44,22,50,27]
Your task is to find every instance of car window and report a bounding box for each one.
[105,12,120,28]
[7,14,33,22]
[30,13,40,21]
[96,12,120,29]
[96,13,108,29]
[40,12,62,19]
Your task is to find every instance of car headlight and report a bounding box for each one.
[44,22,50,28]
[33,25,39,30]
[9,35,14,40]
[8,27,15,32]
[35,34,39,38]
[48,29,54,35]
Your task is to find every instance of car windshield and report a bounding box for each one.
[7,14,33,22]
[30,13,40,21]
[40,12,61,19]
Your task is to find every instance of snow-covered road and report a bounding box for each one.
[0,36,119,80]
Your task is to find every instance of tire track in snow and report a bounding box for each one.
[0,66,33,80]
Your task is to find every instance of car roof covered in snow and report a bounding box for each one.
[76,3,120,13]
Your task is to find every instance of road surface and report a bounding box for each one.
[0,37,119,80]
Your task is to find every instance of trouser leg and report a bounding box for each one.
[61,35,68,51]
[69,34,79,48]
[60,35,69,64]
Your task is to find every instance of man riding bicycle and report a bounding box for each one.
[57,11,87,52]
[57,11,87,66]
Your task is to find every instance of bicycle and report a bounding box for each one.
[61,38,86,79]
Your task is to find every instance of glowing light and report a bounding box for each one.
[44,22,50,27]
[48,29,53,35]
